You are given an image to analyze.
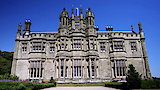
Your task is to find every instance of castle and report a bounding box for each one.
[11,8,152,83]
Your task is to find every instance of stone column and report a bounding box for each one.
[33,68,35,79]
[39,61,41,79]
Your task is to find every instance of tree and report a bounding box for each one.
[0,51,13,75]
[126,64,141,89]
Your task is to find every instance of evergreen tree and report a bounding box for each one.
[126,64,141,89]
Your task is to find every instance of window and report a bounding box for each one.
[90,39,94,49]
[60,39,65,49]
[50,43,55,52]
[60,59,64,77]
[29,61,43,78]
[112,60,126,77]
[74,59,82,77]
[130,42,137,51]
[22,43,27,52]
[100,42,105,52]
[87,59,95,77]
[74,39,81,50]
[113,41,124,51]
[91,59,95,76]
[32,42,45,52]
[75,22,80,29]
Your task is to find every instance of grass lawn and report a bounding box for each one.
[57,83,105,87]
[57,82,121,87]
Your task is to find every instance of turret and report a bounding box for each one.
[60,8,68,28]
[16,23,22,39]
[138,23,144,38]
[131,25,136,33]
[58,8,69,35]
[71,8,75,29]
[138,23,152,79]
[80,8,83,19]
[86,8,94,26]
[80,8,84,29]
[85,8,96,36]
[71,8,74,19]
[23,19,31,35]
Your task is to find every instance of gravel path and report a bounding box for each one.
[41,86,119,90]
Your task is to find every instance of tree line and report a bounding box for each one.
[0,50,13,75]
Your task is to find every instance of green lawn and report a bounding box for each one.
[57,82,121,87]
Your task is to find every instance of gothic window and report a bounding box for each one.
[74,39,81,50]
[50,43,55,52]
[130,42,137,51]
[60,59,64,77]
[74,59,82,77]
[29,61,43,79]
[100,42,105,52]
[22,43,27,52]
[112,60,126,77]
[113,41,124,51]
[91,59,95,76]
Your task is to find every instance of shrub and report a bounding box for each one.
[49,77,57,86]
[0,74,19,80]
[0,81,56,90]
[104,82,125,89]
[141,79,160,89]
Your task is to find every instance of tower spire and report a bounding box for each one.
[71,8,74,19]
[23,19,31,35]
[18,23,22,32]
[138,23,143,32]
[80,8,83,19]
[131,25,134,31]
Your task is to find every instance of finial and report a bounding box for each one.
[63,8,66,11]
[25,19,31,22]
[131,25,134,31]
[72,8,74,14]
[88,8,91,11]
[138,23,142,32]
[80,8,82,14]
[18,23,22,30]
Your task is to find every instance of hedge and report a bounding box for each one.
[0,81,56,90]
[104,82,127,89]
[0,74,19,80]
[141,79,160,89]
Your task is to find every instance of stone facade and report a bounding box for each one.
[11,8,152,83]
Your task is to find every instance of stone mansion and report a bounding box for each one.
[11,8,152,83]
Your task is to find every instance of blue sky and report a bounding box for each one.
[0,0,159,77]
